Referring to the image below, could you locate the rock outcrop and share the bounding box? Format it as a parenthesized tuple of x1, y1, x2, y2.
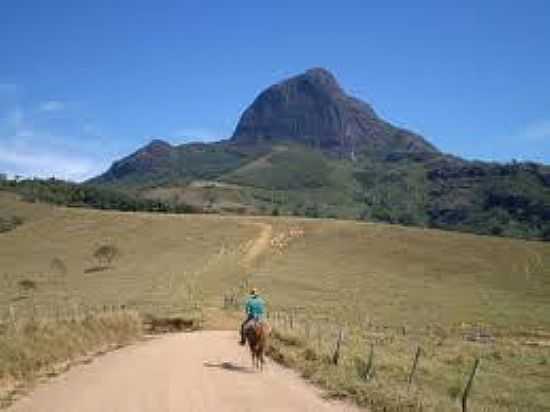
(232, 68, 438, 155)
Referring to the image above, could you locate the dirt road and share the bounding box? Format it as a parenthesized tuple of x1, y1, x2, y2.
(9, 331, 358, 412)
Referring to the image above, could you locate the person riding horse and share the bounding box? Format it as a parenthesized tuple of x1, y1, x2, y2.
(239, 288, 266, 345)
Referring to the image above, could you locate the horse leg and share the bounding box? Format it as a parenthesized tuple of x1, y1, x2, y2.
(255, 349, 261, 369)
(259, 352, 264, 371)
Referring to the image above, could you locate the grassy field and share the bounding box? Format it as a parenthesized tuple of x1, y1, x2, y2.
(0, 192, 259, 406)
(1, 192, 549, 410)
(254, 219, 550, 410)
(257, 219, 549, 329)
(0, 193, 259, 321)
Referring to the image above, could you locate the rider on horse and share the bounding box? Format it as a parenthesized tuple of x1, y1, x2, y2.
(239, 287, 266, 345)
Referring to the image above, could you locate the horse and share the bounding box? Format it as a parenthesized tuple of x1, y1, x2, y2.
(244, 320, 271, 370)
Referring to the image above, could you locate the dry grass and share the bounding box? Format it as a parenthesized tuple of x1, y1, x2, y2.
(0, 193, 258, 320)
(0, 192, 262, 406)
(143, 184, 256, 214)
(267, 311, 550, 411)
(2, 192, 550, 410)
(239, 218, 550, 410)
(0, 309, 142, 408)
(254, 218, 550, 330)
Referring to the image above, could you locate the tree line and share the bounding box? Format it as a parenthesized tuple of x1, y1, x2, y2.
(0, 177, 197, 214)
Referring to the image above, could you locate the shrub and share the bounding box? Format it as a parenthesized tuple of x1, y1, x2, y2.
(18, 279, 37, 291)
(50, 257, 67, 275)
(93, 244, 120, 267)
(0, 216, 24, 233)
(490, 225, 503, 236)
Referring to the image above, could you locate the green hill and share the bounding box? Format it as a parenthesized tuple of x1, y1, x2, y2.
(86, 68, 550, 241)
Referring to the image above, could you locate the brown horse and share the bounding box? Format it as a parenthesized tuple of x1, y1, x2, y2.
(244, 320, 270, 370)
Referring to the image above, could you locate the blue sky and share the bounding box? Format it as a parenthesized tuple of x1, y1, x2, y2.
(1, 1, 549, 181)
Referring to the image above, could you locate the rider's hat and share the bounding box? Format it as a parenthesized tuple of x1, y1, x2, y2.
(250, 287, 258, 295)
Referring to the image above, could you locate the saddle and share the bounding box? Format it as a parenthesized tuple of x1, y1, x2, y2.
(244, 318, 260, 331)
(245, 318, 271, 335)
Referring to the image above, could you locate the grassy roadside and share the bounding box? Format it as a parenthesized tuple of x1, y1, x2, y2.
(2, 194, 550, 410)
(266, 313, 550, 411)
(0, 309, 143, 408)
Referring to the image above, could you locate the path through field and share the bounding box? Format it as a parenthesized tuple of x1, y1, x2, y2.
(242, 222, 273, 268)
(8, 331, 357, 412)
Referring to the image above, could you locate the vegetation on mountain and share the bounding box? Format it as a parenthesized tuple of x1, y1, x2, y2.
(88, 140, 262, 188)
(222, 145, 333, 190)
(5, 68, 545, 240)
(85, 139, 550, 241)
(0, 177, 196, 214)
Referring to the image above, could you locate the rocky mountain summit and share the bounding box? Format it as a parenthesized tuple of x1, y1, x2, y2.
(89, 68, 550, 241)
(232, 68, 437, 155)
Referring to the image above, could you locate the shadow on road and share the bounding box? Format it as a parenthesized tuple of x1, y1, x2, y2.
(203, 361, 256, 374)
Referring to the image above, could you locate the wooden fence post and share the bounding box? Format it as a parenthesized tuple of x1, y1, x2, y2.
(357, 343, 375, 381)
(332, 328, 344, 365)
(8, 305, 16, 331)
(461, 358, 480, 412)
(366, 343, 375, 379)
(408, 346, 422, 386)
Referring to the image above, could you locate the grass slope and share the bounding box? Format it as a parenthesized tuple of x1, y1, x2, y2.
(1, 195, 549, 409)
(221, 145, 334, 190)
(91, 141, 550, 240)
(0, 193, 257, 320)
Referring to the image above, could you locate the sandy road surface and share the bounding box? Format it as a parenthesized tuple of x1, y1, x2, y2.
(9, 331, 358, 412)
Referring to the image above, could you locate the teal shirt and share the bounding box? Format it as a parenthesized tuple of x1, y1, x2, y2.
(245, 296, 266, 320)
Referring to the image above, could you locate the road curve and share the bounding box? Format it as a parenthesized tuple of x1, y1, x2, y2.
(9, 331, 358, 412)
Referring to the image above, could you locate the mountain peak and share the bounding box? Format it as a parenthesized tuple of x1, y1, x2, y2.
(305, 67, 334, 76)
(301, 67, 342, 92)
(145, 139, 172, 149)
(231, 69, 437, 154)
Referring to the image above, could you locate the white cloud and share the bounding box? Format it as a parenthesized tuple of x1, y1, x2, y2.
(39, 100, 65, 112)
(0, 145, 97, 181)
(0, 104, 106, 181)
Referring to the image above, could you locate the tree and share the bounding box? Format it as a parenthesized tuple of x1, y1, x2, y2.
(93, 244, 120, 267)
(304, 204, 320, 218)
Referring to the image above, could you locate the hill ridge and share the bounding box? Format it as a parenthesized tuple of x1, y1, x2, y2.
(87, 69, 550, 241)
